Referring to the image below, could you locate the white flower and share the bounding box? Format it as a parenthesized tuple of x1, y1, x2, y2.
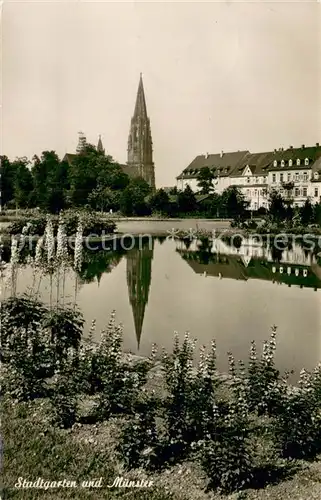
(74, 218, 83, 271)
(44, 217, 55, 263)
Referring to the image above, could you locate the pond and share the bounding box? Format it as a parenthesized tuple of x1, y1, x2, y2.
(2, 234, 321, 380)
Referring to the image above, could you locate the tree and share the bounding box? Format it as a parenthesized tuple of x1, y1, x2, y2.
(13, 158, 33, 208)
(177, 185, 197, 214)
(197, 167, 215, 195)
(268, 191, 287, 222)
(0, 156, 17, 206)
(149, 188, 170, 215)
(88, 186, 115, 212)
(120, 177, 151, 216)
(220, 186, 248, 219)
(300, 199, 314, 225)
(68, 144, 129, 208)
(31, 151, 70, 213)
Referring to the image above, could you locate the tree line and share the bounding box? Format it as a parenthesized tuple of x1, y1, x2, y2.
(0, 145, 248, 218)
(1, 145, 320, 222)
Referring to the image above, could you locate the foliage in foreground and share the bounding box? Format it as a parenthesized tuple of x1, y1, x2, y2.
(2, 296, 321, 494)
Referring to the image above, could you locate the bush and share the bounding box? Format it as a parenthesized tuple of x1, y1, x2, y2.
(7, 211, 117, 237)
(274, 368, 321, 459)
(117, 395, 160, 470)
(196, 377, 254, 493)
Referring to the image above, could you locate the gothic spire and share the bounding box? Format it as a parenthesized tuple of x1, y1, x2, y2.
(133, 73, 148, 119)
(97, 134, 105, 154)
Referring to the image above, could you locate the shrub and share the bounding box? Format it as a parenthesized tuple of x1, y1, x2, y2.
(196, 378, 254, 493)
(244, 328, 286, 416)
(117, 395, 160, 470)
(274, 368, 321, 459)
(81, 313, 151, 419)
(49, 363, 79, 429)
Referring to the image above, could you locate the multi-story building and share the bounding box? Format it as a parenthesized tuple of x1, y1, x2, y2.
(176, 144, 321, 209)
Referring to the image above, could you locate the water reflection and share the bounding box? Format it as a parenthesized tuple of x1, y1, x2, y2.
(126, 240, 154, 348)
(175, 238, 321, 290)
(2, 235, 321, 376)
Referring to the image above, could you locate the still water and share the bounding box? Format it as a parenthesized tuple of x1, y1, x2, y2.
(4, 236, 321, 379)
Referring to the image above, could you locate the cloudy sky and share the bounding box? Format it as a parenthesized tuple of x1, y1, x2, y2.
(2, 0, 321, 186)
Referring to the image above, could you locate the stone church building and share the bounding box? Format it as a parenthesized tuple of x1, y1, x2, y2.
(64, 74, 156, 190)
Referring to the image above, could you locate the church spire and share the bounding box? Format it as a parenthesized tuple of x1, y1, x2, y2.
(127, 75, 156, 190)
(97, 134, 105, 154)
(133, 73, 148, 119)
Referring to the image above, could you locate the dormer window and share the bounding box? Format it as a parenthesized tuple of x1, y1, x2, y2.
(281, 160, 285, 167)
(296, 159, 301, 166)
(314, 172, 319, 180)
(304, 158, 309, 166)
(289, 159, 293, 167)
(273, 160, 277, 167)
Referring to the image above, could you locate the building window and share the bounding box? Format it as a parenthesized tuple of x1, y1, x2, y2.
(247, 177, 250, 183)
(315, 188, 319, 198)
(305, 158, 309, 166)
(272, 173, 276, 183)
(281, 160, 285, 167)
(289, 159, 293, 167)
(296, 159, 301, 166)
(303, 187, 308, 197)
(295, 173, 299, 182)
(254, 189, 257, 196)
(287, 173, 291, 182)
(246, 189, 250, 197)
(273, 160, 277, 167)
(295, 187, 300, 197)
(303, 172, 308, 182)
(280, 173, 284, 182)
(255, 177, 259, 183)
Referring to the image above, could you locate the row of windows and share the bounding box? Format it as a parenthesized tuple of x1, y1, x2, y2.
(246, 176, 267, 184)
(273, 158, 309, 167)
(245, 189, 266, 198)
(283, 187, 317, 197)
(272, 172, 309, 183)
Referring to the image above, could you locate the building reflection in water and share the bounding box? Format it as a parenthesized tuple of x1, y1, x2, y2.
(175, 238, 321, 290)
(126, 239, 154, 349)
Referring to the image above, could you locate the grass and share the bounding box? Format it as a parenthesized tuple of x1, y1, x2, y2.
(3, 395, 321, 500)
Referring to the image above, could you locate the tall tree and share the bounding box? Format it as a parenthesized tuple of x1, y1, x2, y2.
(196, 167, 215, 194)
(300, 199, 314, 225)
(120, 177, 151, 216)
(0, 156, 17, 207)
(220, 186, 248, 219)
(149, 188, 170, 215)
(268, 190, 287, 222)
(177, 185, 197, 214)
(13, 158, 33, 208)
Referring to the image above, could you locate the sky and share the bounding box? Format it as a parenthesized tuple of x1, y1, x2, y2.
(1, 0, 321, 187)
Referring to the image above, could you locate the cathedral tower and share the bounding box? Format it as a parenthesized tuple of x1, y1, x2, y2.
(127, 74, 155, 190)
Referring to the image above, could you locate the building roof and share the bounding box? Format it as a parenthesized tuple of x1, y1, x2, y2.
(232, 152, 275, 177)
(177, 150, 249, 180)
(177, 144, 321, 180)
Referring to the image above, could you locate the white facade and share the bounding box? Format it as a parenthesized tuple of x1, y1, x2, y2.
(177, 147, 321, 210)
